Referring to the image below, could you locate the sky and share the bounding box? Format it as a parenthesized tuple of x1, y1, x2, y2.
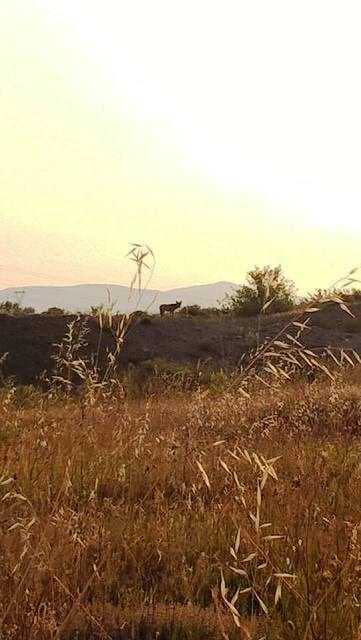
(1, 0, 361, 293)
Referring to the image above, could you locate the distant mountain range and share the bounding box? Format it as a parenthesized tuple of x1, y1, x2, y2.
(0, 281, 237, 313)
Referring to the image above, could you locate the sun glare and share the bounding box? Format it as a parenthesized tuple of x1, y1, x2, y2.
(1, 1, 361, 290)
(32, 0, 361, 232)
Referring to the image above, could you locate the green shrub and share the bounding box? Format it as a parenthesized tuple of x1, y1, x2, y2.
(223, 265, 296, 316)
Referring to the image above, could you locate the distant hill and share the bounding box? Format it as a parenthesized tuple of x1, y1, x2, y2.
(0, 281, 237, 313)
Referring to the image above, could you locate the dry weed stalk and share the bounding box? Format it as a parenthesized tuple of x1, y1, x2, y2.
(231, 267, 361, 396)
(50, 244, 156, 411)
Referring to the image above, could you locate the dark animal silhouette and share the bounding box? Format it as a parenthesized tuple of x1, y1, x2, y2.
(159, 300, 182, 317)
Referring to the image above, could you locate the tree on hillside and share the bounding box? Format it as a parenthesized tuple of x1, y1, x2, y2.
(223, 265, 296, 316)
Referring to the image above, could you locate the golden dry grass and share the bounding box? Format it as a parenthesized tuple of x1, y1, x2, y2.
(2, 369, 361, 638)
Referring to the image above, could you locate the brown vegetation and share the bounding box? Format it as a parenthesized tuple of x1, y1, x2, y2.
(2, 370, 361, 637)
(2, 264, 361, 637)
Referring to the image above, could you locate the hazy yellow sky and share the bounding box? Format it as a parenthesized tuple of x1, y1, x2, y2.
(1, 0, 361, 292)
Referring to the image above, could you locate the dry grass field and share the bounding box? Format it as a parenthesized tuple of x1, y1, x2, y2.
(2, 282, 361, 639)
(2, 366, 361, 638)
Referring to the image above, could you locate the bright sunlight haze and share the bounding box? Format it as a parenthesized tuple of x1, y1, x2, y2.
(1, 0, 361, 291)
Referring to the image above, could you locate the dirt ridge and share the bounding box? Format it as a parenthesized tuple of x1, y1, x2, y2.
(1, 303, 361, 384)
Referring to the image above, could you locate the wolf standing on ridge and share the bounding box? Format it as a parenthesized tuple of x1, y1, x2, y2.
(159, 300, 182, 317)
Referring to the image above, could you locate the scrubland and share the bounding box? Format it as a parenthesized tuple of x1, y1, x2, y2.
(2, 365, 361, 639)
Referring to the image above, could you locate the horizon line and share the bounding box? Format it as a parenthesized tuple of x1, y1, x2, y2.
(0, 280, 238, 292)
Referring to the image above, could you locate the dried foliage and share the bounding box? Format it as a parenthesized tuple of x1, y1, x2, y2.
(2, 265, 361, 637)
(2, 371, 361, 638)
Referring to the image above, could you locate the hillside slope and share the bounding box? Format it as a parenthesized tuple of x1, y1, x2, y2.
(1, 303, 361, 384)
